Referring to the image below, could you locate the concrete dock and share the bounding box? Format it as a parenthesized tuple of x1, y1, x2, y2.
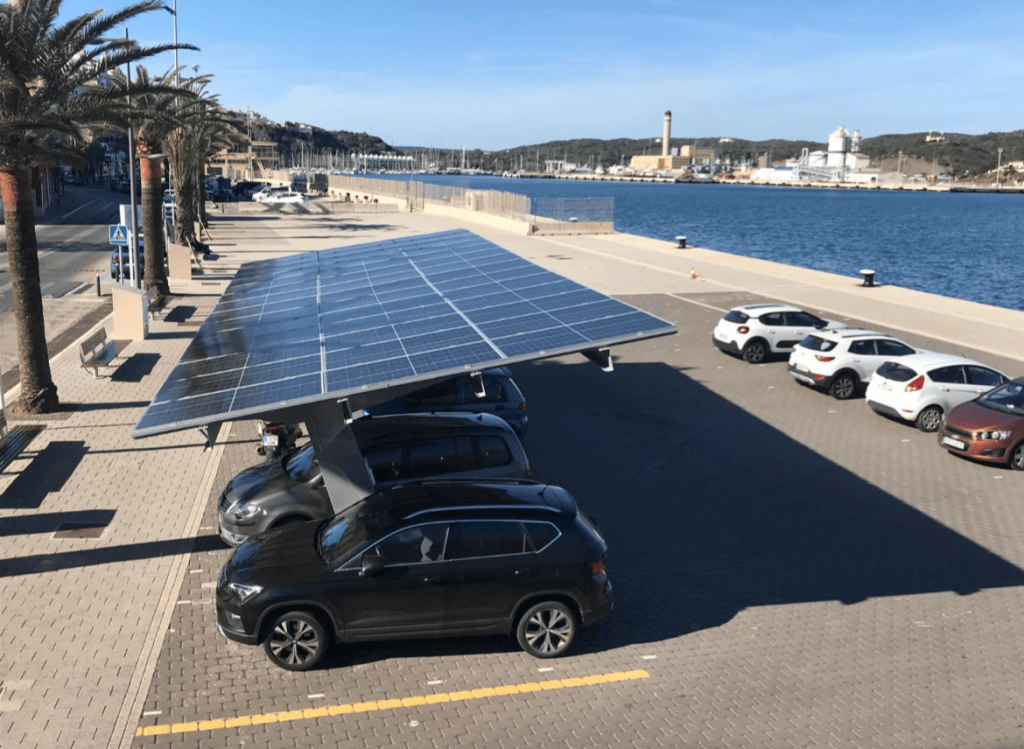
(2, 204, 1023, 749)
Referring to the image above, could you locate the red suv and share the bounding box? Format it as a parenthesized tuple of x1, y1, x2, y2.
(938, 377, 1024, 470)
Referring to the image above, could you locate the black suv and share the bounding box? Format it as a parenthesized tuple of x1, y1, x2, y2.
(215, 480, 613, 670)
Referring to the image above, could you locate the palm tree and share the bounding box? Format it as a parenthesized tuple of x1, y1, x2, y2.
(163, 77, 245, 246)
(0, 0, 192, 413)
(104, 65, 196, 297)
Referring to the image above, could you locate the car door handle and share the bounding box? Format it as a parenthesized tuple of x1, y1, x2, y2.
(422, 576, 445, 584)
(515, 569, 537, 578)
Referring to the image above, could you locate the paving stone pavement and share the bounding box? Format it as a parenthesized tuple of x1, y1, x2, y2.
(3, 205, 1024, 749)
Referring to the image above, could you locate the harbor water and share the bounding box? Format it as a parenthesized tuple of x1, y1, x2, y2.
(376, 174, 1024, 312)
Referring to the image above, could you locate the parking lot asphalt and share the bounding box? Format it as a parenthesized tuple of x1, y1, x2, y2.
(4, 205, 1024, 749)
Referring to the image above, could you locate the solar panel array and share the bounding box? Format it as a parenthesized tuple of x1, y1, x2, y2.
(132, 229, 676, 437)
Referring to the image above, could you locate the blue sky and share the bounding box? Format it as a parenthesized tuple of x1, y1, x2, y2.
(61, 0, 1024, 150)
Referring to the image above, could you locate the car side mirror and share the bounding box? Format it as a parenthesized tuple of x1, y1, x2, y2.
(359, 554, 386, 577)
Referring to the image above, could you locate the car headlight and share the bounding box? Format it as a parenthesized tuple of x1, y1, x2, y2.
(226, 582, 263, 603)
(979, 430, 1011, 441)
(228, 501, 264, 520)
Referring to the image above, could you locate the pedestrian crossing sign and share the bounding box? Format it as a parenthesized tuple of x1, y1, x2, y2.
(109, 224, 129, 246)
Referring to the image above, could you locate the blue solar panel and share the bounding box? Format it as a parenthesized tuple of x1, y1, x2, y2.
(133, 229, 675, 438)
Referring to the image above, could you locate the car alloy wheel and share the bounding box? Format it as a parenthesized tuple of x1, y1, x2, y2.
(517, 601, 577, 658)
(741, 340, 767, 364)
(915, 406, 943, 433)
(1011, 443, 1024, 471)
(263, 611, 328, 671)
(829, 374, 857, 400)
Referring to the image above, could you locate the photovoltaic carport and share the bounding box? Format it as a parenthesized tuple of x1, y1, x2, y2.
(132, 229, 677, 511)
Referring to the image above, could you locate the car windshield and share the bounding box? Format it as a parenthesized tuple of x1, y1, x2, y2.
(318, 495, 397, 566)
(284, 444, 318, 480)
(977, 382, 1024, 415)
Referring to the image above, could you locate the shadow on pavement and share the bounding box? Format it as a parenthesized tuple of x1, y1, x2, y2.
(509, 358, 1024, 651)
(0, 534, 224, 577)
(0, 509, 116, 537)
(0, 441, 87, 510)
(111, 353, 161, 383)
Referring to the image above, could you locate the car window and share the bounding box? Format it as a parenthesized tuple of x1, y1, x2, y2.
(406, 379, 458, 407)
(373, 524, 449, 565)
(965, 366, 1004, 387)
(876, 362, 917, 382)
(474, 435, 513, 469)
(478, 378, 506, 404)
(928, 365, 966, 384)
(759, 312, 784, 326)
(524, 522, 560, 552)
(284, 444, 318, 480)
(364, 444, 403, 483)
(446, 520, 530, 560)
(876, 340, 915, 357)
(798, 335, 836, 352)
(784, 311, 821, 327)
(723, 310, 749, 324)
(408, 436, 474, 478)
(848, 340, 877, 356)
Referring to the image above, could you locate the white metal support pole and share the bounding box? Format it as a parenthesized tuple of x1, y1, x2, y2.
(125, 30, 141, 289)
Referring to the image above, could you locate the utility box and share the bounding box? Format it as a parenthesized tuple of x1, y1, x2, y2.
(167, 242, 192, 281)
(112, 284, 149, 340)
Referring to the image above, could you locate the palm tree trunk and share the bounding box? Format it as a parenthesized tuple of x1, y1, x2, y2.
(138, 147, 169, 296)
(0, 166, 59, 413)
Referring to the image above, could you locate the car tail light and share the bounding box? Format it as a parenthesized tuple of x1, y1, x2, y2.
(587, 559, 605, 575)
(519, 402, 527, 413)
(904, 375, 925, 392)
(737, 326, 749, 334)
(815, 356, 835, 362)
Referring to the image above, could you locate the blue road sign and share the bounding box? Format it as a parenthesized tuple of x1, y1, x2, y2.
(109, 225, 129, 246)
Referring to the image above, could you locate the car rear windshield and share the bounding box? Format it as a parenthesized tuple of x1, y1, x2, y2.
(798, 335, 836, 352)
(723, 310, 749, 324)
(875, 362, 917, 382)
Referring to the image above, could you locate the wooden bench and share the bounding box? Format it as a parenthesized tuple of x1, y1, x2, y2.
(0, 407, 45, 473)
(79, 328, 129, 378)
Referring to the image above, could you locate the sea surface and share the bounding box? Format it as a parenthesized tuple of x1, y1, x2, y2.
(375, 173, 1024, 312)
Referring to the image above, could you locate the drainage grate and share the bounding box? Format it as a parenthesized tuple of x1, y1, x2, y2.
(54, 523, 106, 539)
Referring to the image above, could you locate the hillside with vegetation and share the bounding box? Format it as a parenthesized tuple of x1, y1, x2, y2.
(416, 131, 1024, 178)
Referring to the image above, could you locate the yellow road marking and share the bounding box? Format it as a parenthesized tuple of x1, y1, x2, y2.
(135, 669, 649, 736)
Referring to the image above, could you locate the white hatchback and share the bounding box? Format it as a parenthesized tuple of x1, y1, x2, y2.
(788, 329, 924, 399)
(712, 303, 847, 364)
(865, 352, 1010, 432)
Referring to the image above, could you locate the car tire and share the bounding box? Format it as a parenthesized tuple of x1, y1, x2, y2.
(829, 373, 857, 400)
(741, 340, 768, 364)
(1010, 442, 1024, 471)
(263, 611, 329, 671)
(516, 601, 577, 658)
(915, 406, 943, 433)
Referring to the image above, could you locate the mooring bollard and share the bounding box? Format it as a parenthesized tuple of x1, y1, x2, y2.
(859, 269, 876, 287)
(676, 235, 687, 248)
(96, 274, 101, 297)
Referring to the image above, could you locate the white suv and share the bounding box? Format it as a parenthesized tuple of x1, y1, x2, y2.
(788, 329, 923, 400)
(713, 303, 847, 364)
(865, 352, 1010, 431)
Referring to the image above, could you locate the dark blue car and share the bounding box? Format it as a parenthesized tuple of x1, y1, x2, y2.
(109, 248, 144, 280)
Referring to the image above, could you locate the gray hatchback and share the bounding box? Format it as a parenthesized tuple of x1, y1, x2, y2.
(218, 412, 530, 546)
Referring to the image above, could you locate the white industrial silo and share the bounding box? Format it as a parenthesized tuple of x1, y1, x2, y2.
(827, 127, 850, 168)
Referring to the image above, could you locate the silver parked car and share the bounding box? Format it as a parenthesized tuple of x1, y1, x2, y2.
(218, 412, 531, 546)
